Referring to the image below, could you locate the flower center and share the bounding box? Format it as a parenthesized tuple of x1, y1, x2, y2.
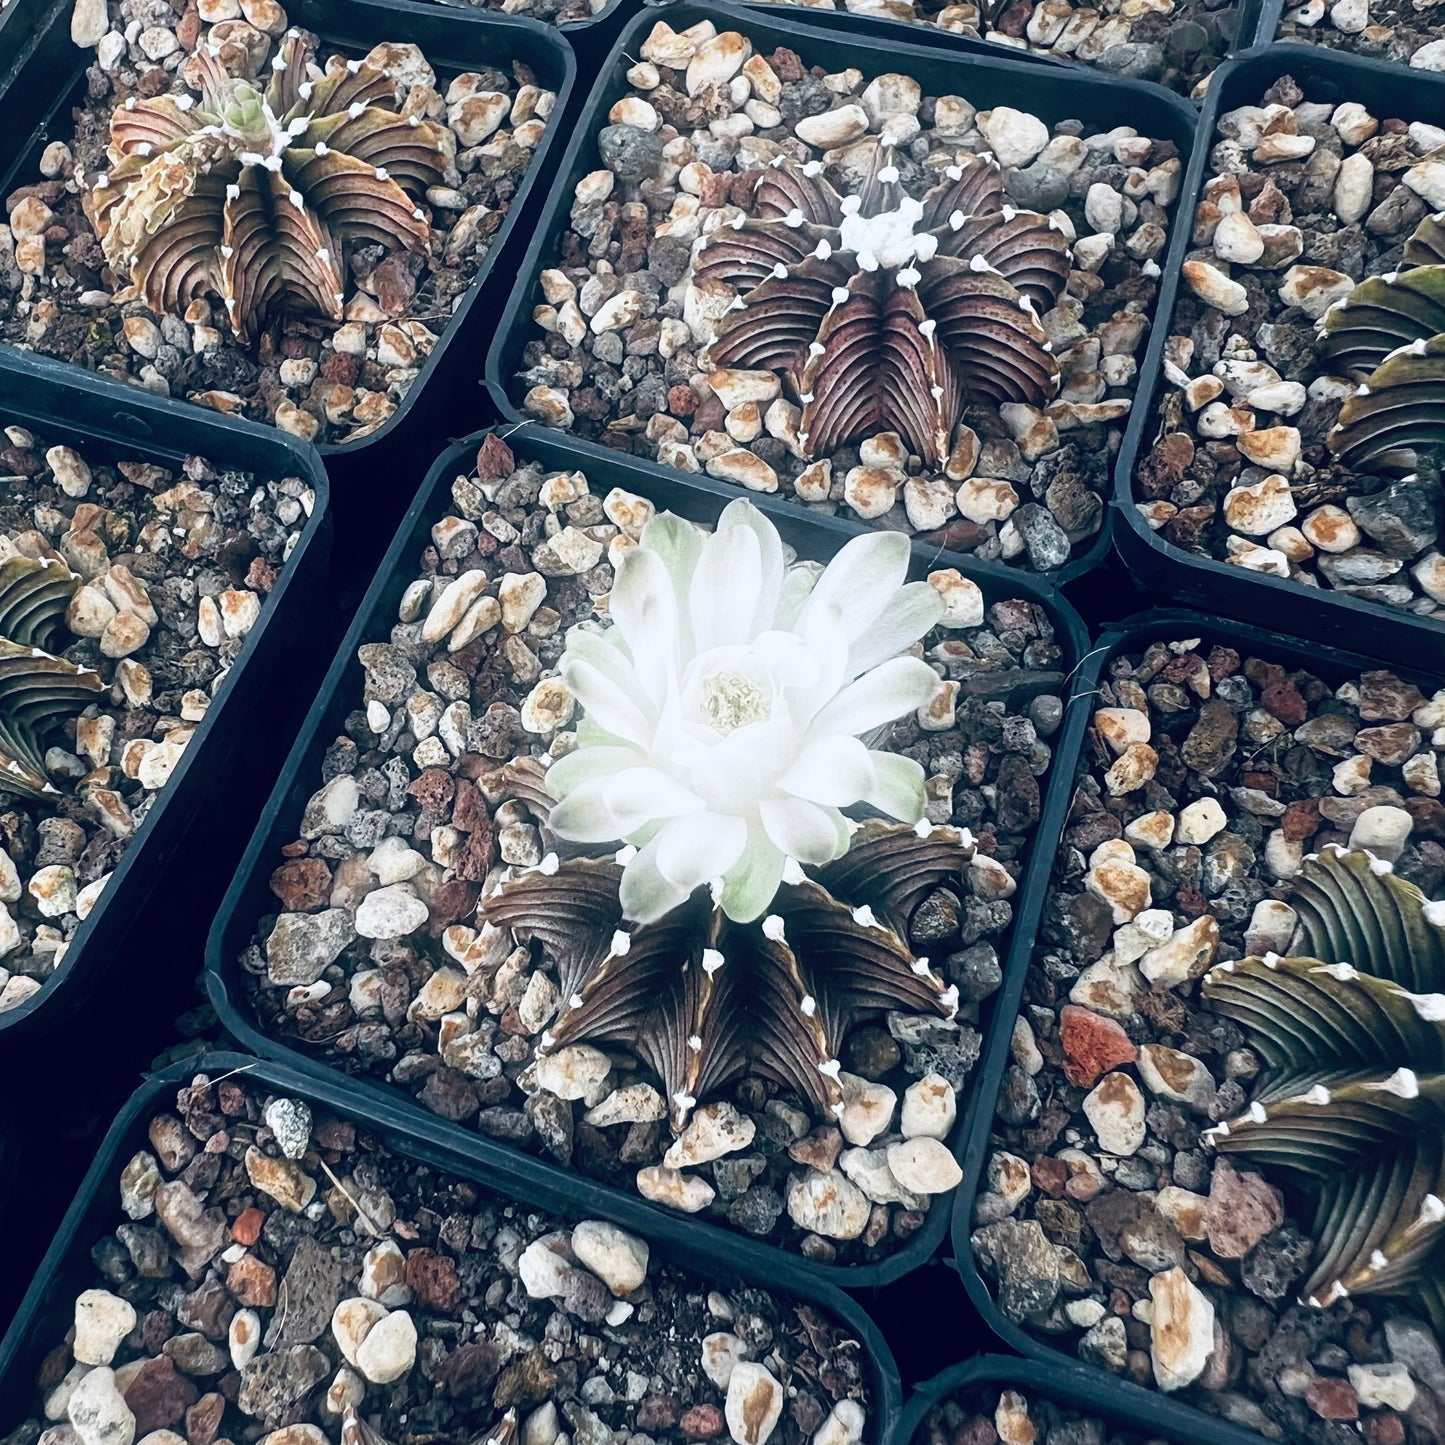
(700, 672, 771, 734)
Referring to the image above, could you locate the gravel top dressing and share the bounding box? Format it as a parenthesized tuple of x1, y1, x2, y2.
(747, 0, 1243, 98)
(2, 0, 556, 446)
(916, 1382, 1151, 1445)
(971, 633, 1445, 1445)
(0, 423, 311, 1019)
(0, 1071, 873, 1445)
(232, 434, 1070, 1267)
(1276, 0, 1445, 75)
(1135, 74, 1445, 619)
(514, 17, 1184, 576)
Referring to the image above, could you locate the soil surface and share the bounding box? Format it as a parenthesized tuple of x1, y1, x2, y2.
(971, 633, 1445, 1444)
(0, 1072, 873, 1445)
(234, 433, 1070, 1267)
(1135, 73, 1445, 621)
(0, 0, 554, 446)
(1277, 0, 1445, 71)
(512, 18, 1184, 575)
(753, 0, 1247, 97)
(918, 1382, 1150, 1445)
(0, 422, 309, 1017)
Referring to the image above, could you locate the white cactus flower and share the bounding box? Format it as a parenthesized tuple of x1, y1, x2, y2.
(546, 498, 944, 924)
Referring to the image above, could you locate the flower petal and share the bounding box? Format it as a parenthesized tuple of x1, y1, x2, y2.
(690, 520, 761, 653)
(610, 547, 678, 704)
(619, 834, 693, 924)
(549, 767, 704, 844)
(776, 734, 876, 806)
(864, 750, 927, 823)
(718, 823, 787, 924)
(793, 529, 910, 648)
(654, 811, 749, 893)
(776, 561, 821, 629)
(544, 745, 644, 802)
(640, 512, 703, 630)
(718, 498, 785, 636)
(845, 580, 945, 679)
(758, 795, 850, 866)
(810, 656, 941, 737)
(560, 656, 653, 748)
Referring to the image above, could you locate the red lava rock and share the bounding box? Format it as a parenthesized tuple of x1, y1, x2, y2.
(373, 253, 417, 316)
(680, 1405, 726, 1439)
(1307, 1377, 1359, 1422)
(175, 3, 200, 50)
(428, 877, 480, 929)
(954, 1419, 999, 1445)
(920, 518, 989, 553)
(312, 1119, 356, 1152)
(441, 1338, 503, 1398)
(1260, 680, 1307, 727)
(246, 556, 279, 593)
(994, 0, 1032, 34)
(405, 1247, 463, 1314)
(123, 1356, 198, 1434)
(225, 1254, 277, 1308)
(231, 1207, 265, 1246)
(408, 766, 456, 814)
(1059, 1005, 1139, 1088)
(269, 857, 332, 911)
(769, 46, 803, 81)
(1031, 1156, 1069, 1198)
(1204, 1159, 1284, 1259)
(699, 172, 733, 209)
(1367, 1412, 1407, 1445)
(636, 1396, 682, 1432)
(1281, 798, 1322, 843)
(320, 351, 360, 386)
(475, 434, 515, 481)
(667, 384, 699, 418)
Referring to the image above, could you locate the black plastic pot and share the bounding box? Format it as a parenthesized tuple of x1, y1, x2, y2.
(732, 0, 1266, 102)
(427, 0, 631, 35)
(0, 1048, 903, 1437)
(1112, 46, 1445, 674)
(1254, 0, 1439, 65)
(899, 1353, 1236, 1445)
(950, 606, 1445, 1444)
(204, 418, 1092, 1291)
(0, 0, 575, 465)
(483, 0, 1205, 590)
(0, 350, 332, 1042)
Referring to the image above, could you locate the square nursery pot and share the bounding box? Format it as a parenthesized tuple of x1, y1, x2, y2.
(484, 0, 1204, 589)
(896, 1353, 1266, 1445)
(0, 1049, 903, 1444)
(1114, 47, 1445, 674)
(952, 607, 1445, 1445)
(0, 0, 576, 465)
(728, 0, 1265, 103)
(203, 418, 1091, 1291)
(425, 0, 632, 35)
(0, 350, 332, 1042)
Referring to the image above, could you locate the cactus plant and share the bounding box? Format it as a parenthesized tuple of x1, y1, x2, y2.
(1202, 845, 1445, 1326)
(691, 139, 1069, 467)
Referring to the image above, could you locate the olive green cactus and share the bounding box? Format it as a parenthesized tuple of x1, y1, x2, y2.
(1202, 845, 1445, 1326)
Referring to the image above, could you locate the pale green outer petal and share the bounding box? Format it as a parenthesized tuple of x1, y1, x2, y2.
(757, 795, 851, 866)
(560, 657, 654, 748)
(776, 562, 822, 630)
(718, 498, 785, 635)
(639, 512, 704, 644)
(794, 529, 910, 649)
(776, 734, 877, 806)
(865, 750, 928, 823)
(609, 546, 678, 706)
(810, 656, 941, 738)
(545, 744, 646, 802)
(690, 521, 761, 654)
(620, 834, 693, 924)
(549, 767, 704, 844)
(576, 715, 630, 749)
(654, 811, 749, 892)
(719, 823, 788, 923)
(845, 581, 945, 680)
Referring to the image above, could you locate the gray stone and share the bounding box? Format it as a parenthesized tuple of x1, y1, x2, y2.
(597, 124, 664, 182)
(971, 1219, 1061, 1320)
